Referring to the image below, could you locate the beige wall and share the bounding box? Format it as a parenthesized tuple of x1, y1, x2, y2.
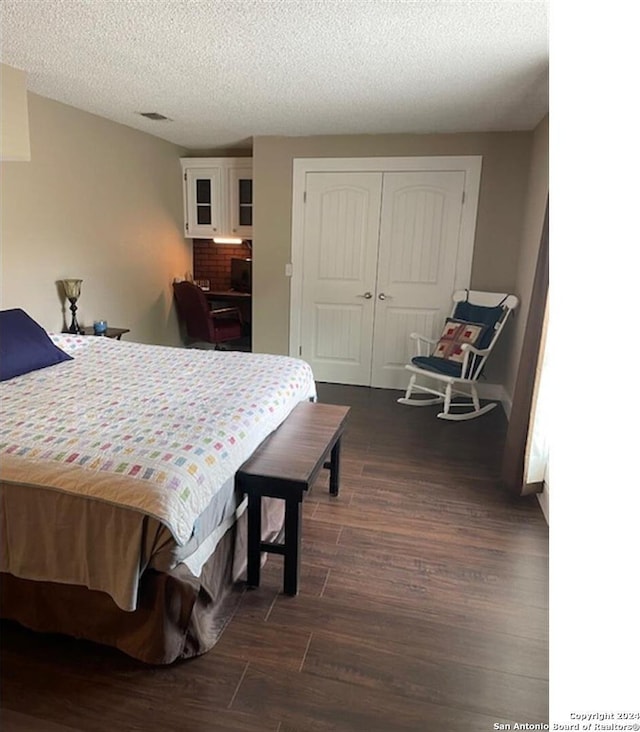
(503, 115, 549, 402)
(0, 94, 545, 380)
(252, 132, 533, 386)
(0, 93, 190, 345)
(0, 63, 31, 161)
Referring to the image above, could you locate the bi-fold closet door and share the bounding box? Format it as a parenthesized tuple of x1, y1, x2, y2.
(298, 166, 472, 389)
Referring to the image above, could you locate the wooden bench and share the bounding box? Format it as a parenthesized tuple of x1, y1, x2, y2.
(236, 401, 350, 596)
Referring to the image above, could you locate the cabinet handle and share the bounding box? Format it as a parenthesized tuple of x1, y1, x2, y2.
(378, 293, 392, 300)
(357, 292, 373, 299)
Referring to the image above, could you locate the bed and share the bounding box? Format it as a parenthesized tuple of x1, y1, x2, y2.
(0, 309, 316, 664)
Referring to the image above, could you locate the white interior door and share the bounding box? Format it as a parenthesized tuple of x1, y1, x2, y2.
(295, 159, 477, 389)
(370, 171, 467, 388)
(299, 172, 382, 385)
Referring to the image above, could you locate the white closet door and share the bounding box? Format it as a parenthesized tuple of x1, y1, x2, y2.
(370, 171, 467, 389)
(300, 172, 382, 385)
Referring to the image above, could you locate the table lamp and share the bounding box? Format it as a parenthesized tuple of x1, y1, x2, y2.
(62, 278, 83, 334)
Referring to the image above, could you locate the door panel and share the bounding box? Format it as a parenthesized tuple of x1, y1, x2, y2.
(371, 171, 466, 389)
(314, 304, 366, 362)
(375, 306, 440, 371)
(300, 172, 382, 385)
(387, 187, 445, 284)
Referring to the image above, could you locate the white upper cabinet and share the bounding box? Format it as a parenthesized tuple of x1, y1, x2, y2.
(180, 157, 253, 240)
(182, 165, 223, 238)
(228, 166, 253, 239)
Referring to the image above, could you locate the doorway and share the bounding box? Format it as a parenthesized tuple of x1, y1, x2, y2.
(290, 157, 482, 388)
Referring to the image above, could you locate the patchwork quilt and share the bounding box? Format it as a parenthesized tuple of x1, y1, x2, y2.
(0, 335, 316, 545)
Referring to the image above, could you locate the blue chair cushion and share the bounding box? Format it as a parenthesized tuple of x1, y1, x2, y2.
(411, 355, 463, 377)
(0, 308, 73, 382)
(453, 301, 504, 349)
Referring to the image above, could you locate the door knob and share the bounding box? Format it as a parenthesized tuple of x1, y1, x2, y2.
(357, 292, 373, 299)
(378, 293, 391, 300)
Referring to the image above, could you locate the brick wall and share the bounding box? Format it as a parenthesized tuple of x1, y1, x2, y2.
(192, 240, 252, 291)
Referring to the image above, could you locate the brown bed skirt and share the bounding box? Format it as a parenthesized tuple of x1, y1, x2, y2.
(0, 497, 284, 665)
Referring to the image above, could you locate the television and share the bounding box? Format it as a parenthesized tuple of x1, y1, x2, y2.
(230, 258, 252, 293)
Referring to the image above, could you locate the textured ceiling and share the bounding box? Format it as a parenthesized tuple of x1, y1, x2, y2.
(0, 0, 548, 150)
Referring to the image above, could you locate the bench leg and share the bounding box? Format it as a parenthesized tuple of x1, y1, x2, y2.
(283, 498, 302, 596)
(329, 437, 341, 496)
(247, 492, 261, 588)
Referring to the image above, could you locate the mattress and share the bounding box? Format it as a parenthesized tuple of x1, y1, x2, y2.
(0, 333, 316, 610)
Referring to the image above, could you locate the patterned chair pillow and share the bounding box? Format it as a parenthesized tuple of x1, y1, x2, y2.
(433, 318, 486, 364)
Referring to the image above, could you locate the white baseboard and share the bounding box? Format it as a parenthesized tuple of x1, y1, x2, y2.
(476, 383, 512, 419)
(537, 487, 549, 525)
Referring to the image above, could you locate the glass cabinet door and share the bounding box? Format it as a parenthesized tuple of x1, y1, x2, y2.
(185, 168, 222, 237)
(196, 178, 212, 225)
(229, 167, 253, 238)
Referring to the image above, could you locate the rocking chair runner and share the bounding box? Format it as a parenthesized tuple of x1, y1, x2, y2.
(398, 290, 518, 421)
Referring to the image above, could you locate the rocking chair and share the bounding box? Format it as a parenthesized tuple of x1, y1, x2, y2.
(397, 290, 518, 420)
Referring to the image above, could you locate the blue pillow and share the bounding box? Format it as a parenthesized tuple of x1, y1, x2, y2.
(0, 309, 73, 382)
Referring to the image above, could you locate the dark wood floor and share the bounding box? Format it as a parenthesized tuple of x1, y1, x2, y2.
(0, 383, 548, 731)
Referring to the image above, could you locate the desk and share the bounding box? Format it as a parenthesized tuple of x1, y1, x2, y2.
(205, 290, 251, 300)
(204, 291, 251, 326)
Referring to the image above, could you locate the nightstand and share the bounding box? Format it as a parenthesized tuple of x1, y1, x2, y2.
(83, 327, 130, 340)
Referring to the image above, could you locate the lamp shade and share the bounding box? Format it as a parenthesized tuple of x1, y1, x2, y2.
(62, 279, 82, 299)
